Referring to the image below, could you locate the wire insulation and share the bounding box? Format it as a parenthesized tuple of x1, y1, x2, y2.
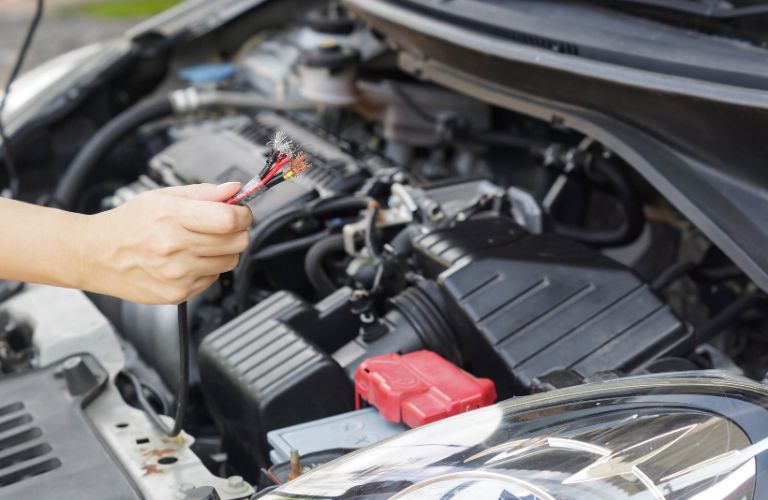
(226, 155, 289, 205)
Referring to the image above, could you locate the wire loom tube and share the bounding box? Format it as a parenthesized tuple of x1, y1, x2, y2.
(553, 157, 645, 248)
(53, 88, 313, 210)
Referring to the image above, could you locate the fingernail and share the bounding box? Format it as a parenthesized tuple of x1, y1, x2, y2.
(218, 181, 241, 189)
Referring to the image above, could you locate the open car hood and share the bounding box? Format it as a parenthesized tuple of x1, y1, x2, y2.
(345, 0, 768, 293)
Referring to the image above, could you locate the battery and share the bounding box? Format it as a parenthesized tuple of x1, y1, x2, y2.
(354, 350, 496, 428)
(266, 408, 405, 464)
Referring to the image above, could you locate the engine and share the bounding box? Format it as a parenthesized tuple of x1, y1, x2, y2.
(1, 2, 765, 497)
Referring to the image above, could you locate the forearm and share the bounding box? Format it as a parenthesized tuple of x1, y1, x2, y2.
(0, 198, 89, 289)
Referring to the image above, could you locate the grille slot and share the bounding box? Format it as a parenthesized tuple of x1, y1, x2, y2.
(0, 459, 61, 487)
(0, 444, 52, 470)
(0, 402, 59, 489)
(0, 403, 23, 418)
(0, 416, 32, 434)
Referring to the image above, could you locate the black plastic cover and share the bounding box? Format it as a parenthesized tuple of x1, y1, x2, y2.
(198, 300, 354, 477)
(417, 218, 691, 397)
(0, 354, 140, 499)
(413, 216, 527, 278)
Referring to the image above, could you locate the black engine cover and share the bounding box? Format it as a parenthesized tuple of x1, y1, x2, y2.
(415, 217, 692, 397)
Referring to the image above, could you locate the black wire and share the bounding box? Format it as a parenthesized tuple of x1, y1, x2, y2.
(171, 301, 189, 437)
(264, 175, 286, 190)
(125, 302, 188, 437)
(0, 0, 44, 199)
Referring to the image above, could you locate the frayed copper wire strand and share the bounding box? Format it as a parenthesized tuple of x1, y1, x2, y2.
(288, 153, 310, 178)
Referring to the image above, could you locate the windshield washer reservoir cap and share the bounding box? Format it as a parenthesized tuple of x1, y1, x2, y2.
(178, 63, 236, 86)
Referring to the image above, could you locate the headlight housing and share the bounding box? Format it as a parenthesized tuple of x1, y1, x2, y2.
(261, 372, 768, 499)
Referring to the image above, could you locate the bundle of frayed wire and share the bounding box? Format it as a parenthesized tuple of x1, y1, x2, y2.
(227, 131, 310, 205)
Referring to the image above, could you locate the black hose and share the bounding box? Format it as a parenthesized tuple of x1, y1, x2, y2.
(305, 234, 346, 297)
(53, 95, 173, 210)
(553, 157, 645, 248)
(235, 196, 369, 310)
(390, 225, 418, 256)
(251, 231, 327, 261)
(651, 261, 696, 292)
(696, 292, 765, 345)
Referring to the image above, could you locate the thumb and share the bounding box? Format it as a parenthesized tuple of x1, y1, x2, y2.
(163, 182, 242, 202)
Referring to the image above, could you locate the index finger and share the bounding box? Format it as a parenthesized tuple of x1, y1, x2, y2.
(176, 199, 252, 234)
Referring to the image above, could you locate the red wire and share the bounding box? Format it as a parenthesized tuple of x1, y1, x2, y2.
(226, 155, 290, 205)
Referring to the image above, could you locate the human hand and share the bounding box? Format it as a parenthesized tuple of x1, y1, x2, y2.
(79, 182, 251, 304)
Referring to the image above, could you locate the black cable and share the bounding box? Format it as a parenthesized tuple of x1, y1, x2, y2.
(171, 301, 189, 437)
(53, 95, 173, 209)
(264, 175, 286, 190)
(119, 371, 169, 419)
(696, 292, 765, 345)
(552, 157, 645, 248)
(123, 302, 188, 437)
(0, 0, 44, 199)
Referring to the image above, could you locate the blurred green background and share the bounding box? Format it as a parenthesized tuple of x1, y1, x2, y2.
(1, 0, 183, 85)
(63, 0, 182, 18)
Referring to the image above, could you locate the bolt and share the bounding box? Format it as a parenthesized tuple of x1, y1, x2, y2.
(226, 476, 247, 492)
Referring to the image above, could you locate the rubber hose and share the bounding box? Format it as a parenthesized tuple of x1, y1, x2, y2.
(696, 292, 765, 345)
(304, 234, 346, 297)
(251, 231, 328, 262)
(553, 157, 645, 248)
(235, 196, 370, 310)
(651, 261, 696, 292)
(390, 225, 419, 256)
(53, 95, 173, 210)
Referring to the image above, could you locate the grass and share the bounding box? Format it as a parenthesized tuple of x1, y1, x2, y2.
(70, 0, 182, 19)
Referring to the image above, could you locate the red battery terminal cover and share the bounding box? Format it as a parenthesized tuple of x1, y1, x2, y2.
(354, 350, 497, 428)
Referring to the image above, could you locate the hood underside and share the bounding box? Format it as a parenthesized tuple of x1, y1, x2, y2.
(345, 0, 768, 292)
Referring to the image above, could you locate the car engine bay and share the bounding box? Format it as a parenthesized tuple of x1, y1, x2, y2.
(1, 1, 767, 498)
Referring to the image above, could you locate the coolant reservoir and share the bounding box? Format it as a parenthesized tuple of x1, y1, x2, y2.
(298, 41, 359, 106)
